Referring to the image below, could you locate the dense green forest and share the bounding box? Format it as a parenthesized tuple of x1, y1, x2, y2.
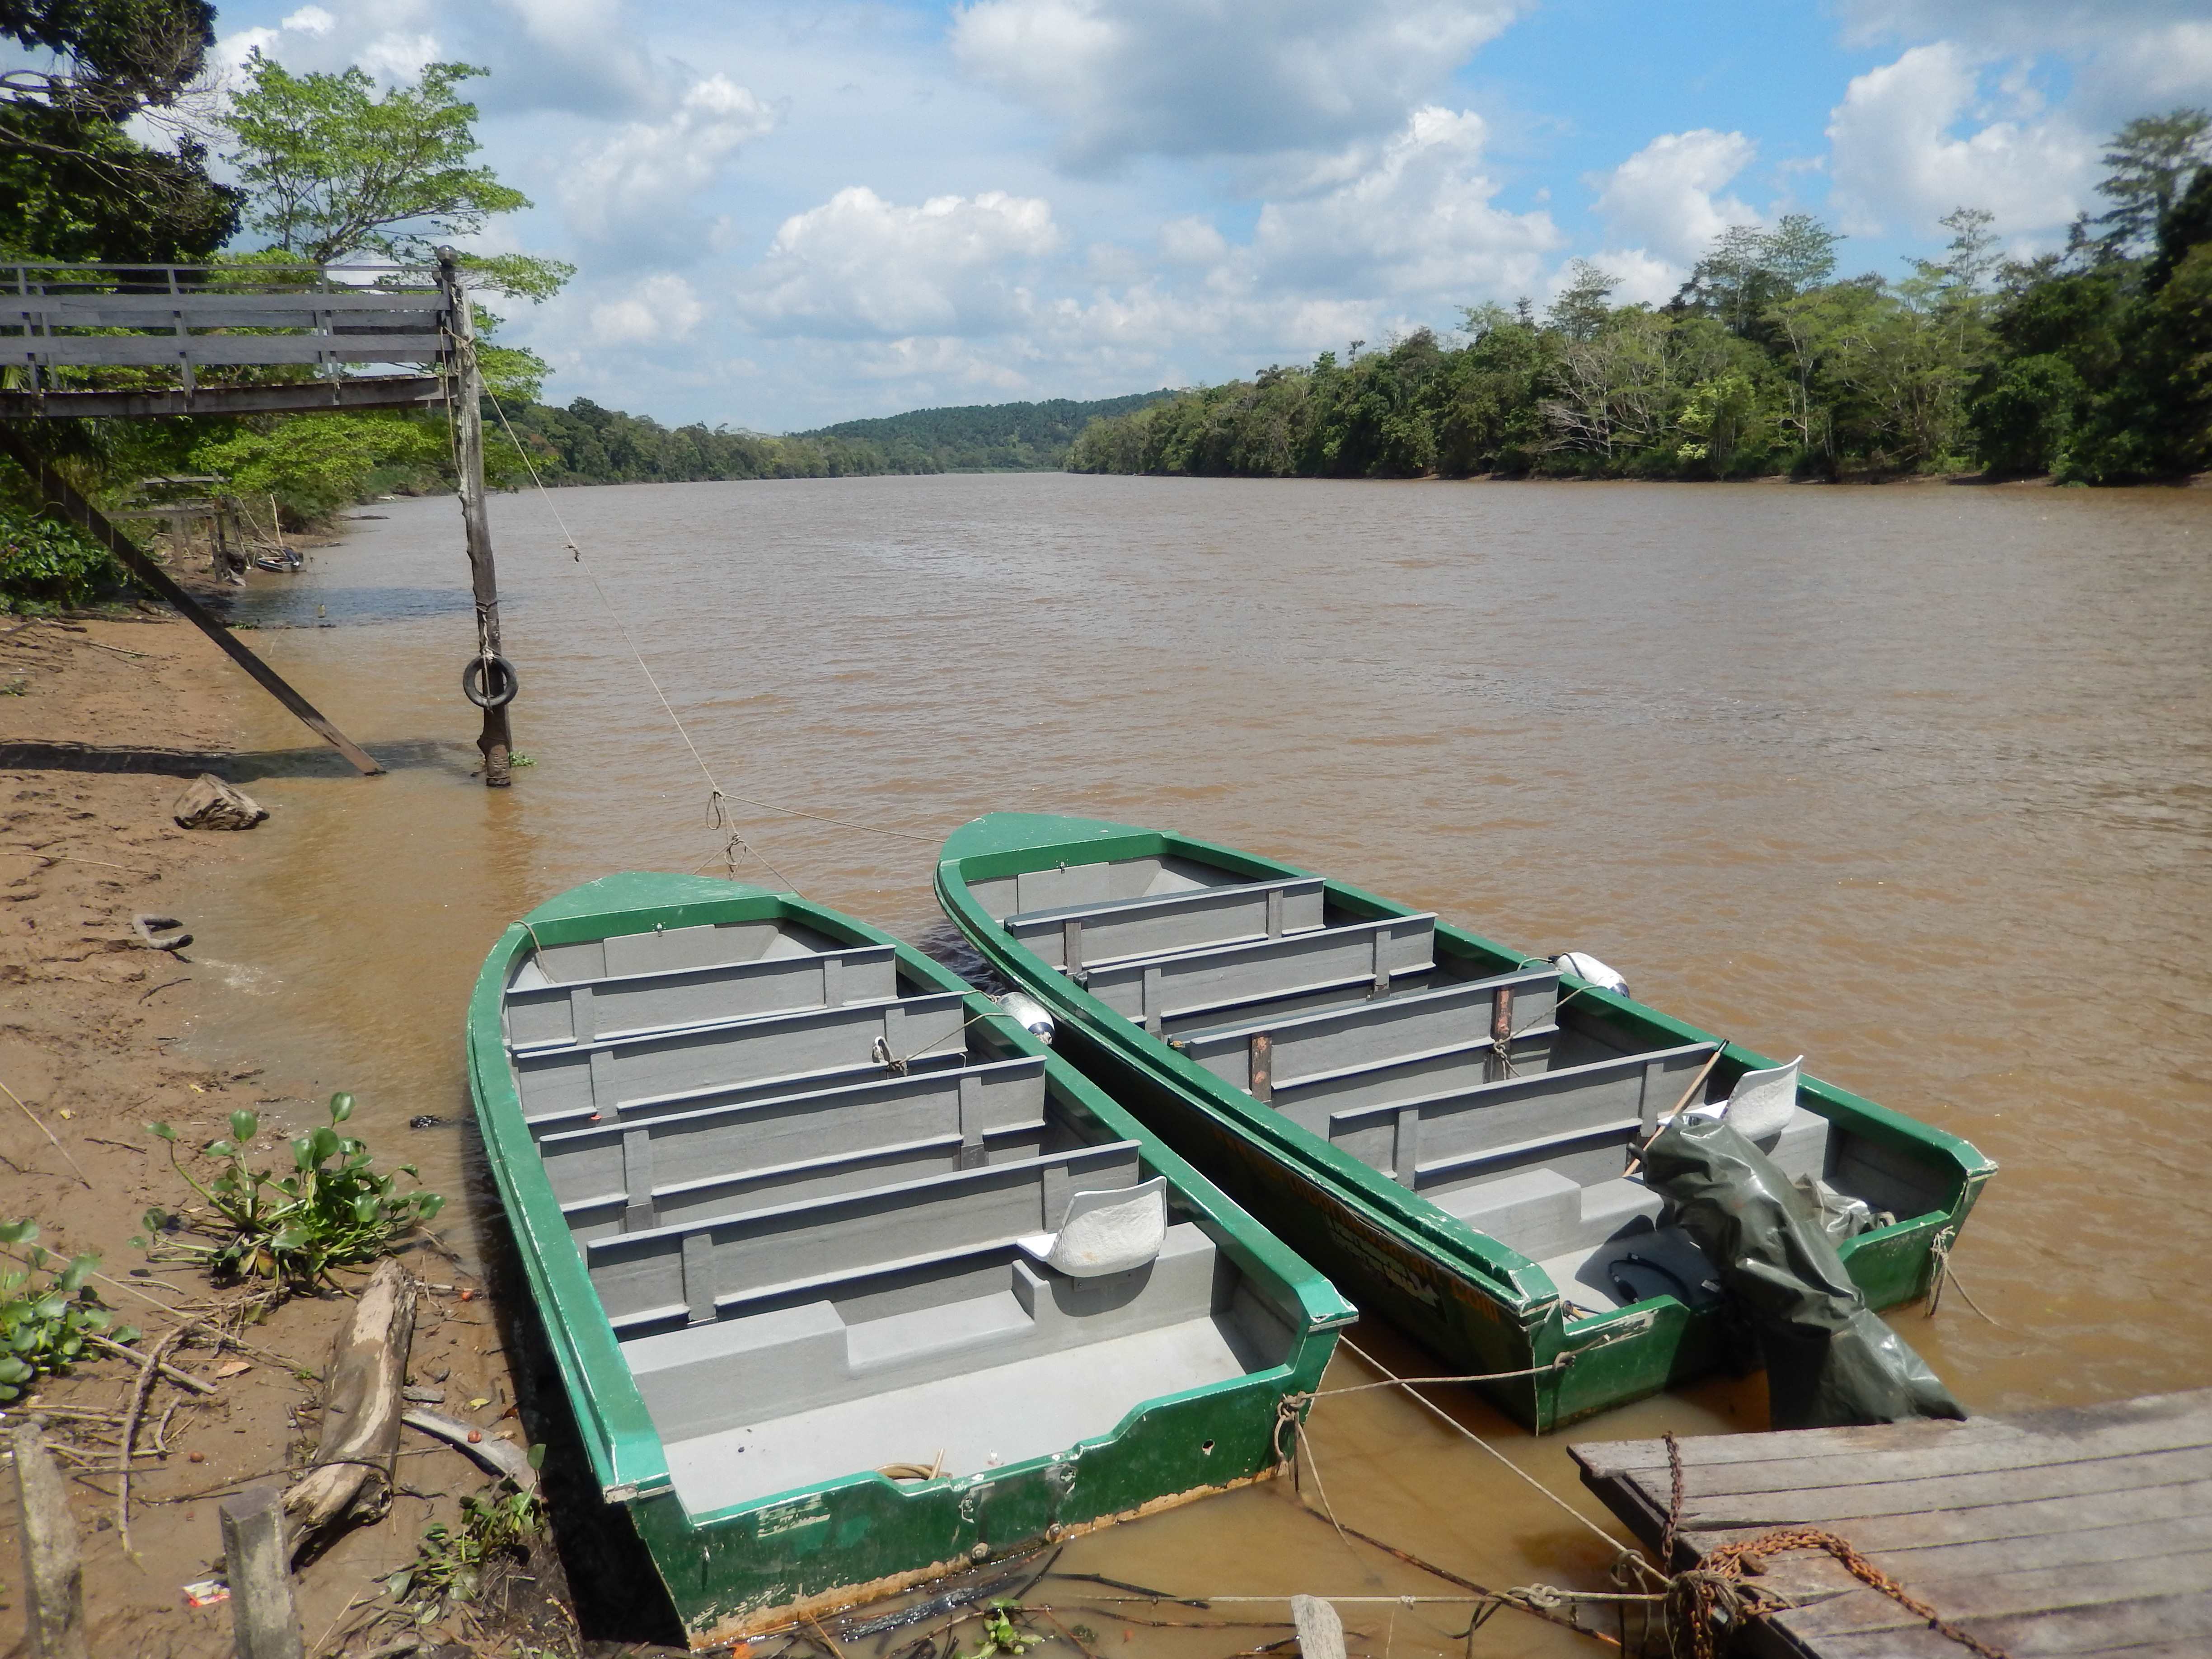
(795, 393, 1175, 472)
(1070, 114, 2212, 484)
(493, 391, 1179, 487)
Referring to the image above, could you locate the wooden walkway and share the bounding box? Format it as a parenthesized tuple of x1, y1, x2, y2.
(1570, 1388, 2212, 1659)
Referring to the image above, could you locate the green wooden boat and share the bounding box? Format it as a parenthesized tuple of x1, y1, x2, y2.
(934, 815, 1997, 1433)
(466, 872, 1354, 1648)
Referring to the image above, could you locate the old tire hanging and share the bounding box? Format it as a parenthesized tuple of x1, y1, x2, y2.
(461, 653, 519, 709)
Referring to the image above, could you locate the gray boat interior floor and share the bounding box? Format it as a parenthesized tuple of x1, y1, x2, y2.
(978, 854, 1941, 1318)
(498, 910, 1297, 1515)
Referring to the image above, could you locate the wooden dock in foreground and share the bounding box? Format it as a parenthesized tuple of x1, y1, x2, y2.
(1570, 1387, 2212, 1659)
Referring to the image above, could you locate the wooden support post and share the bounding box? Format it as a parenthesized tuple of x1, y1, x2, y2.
(1289, 1595, 1346, 1659)
(219, 1486, 305, 1659)
(0, 428, 381, 777)
(437, 249, 512, 788)
(14, 1420, 89, 1659)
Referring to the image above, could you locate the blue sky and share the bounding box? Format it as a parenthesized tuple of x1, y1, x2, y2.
(202, 0, 2212, 431)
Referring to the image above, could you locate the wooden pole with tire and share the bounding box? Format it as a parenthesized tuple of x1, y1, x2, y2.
(438, 248, 516, 787)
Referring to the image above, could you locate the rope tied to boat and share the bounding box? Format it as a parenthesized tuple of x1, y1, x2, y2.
(1926, 1226, 2001, 1325)
(1659, 1431, 2015, 1659)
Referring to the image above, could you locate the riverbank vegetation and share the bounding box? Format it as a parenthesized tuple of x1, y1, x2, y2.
(493, 391, 1174, 485)
(1069, 112, 2212, 484)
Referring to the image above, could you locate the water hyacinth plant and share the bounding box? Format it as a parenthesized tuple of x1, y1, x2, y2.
(138, 1093, 445, 1287)
(0, 1221, 136, 1401)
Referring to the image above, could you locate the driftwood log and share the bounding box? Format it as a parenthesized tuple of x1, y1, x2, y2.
(281, 1259, 416, 1559)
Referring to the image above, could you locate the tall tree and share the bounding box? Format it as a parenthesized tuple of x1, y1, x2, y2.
(2084, 108, 2211, 259)
(219, 53, 567, 296)
(0, 0, 239, 260)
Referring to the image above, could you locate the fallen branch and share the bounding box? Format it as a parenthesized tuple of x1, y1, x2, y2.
(83, 1331, 217, 1395)
(282, 1257, 416, 1559)
(401, 1407, 537, 1492)
(118, 1321, 196, 1556)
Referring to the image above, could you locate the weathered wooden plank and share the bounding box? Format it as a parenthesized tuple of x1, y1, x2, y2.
(1650, 1409, 2212, 1502)
(1740, 1513, 2212, 1602)
(0, 376, 447, 419)
(1665, 1444, 2212, 1528)
(1574, 1390, 2212, 1479)
(1680, 1479, 2212, 1560)
(1792, 1592, 2212, 1657)
(1783, 1550, 2212, 1636)
(9, 335, 445, 367)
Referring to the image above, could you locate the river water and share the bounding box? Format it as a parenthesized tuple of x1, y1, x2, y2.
(177, 473, 2211, 1654)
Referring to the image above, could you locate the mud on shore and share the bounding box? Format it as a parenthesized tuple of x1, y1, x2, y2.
(0, 601, 597, 1658)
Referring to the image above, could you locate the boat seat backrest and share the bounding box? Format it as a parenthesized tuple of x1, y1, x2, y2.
(1317, 1042, 1720, 1188)
(583, 1140, 1145, 1331)
(1082, 914, 1437, 1035)
(505, 944, 900, 1049)
(1006, 877, 1328, 972)
(1693, 1056, 1801, 1140)
(536, 1057, 1051, 1223)
(522, 918, 837, 986)
(1179, 970, 1559, 1109)
(510, 990, 970, 1129)
(1018, 1176, 1168, 1277)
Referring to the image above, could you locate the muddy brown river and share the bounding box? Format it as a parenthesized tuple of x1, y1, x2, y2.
(174, 473, 2211, 1654)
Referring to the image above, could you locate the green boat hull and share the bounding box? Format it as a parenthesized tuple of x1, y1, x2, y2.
(466, 872, 1355, 1646)
(935, 815, 1997, 1433)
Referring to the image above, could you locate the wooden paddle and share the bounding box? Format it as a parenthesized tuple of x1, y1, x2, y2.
(1623, 1046, 1726, 1179)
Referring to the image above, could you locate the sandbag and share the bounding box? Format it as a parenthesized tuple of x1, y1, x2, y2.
(1641, 1112, 1965, 1429)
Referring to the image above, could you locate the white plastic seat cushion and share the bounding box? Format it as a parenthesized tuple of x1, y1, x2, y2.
(1689, 1056, 1802, 1141)
(1017, 1177, 1168, 1278)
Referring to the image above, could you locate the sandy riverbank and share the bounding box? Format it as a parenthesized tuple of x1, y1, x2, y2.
(0, 598, 581, 1657)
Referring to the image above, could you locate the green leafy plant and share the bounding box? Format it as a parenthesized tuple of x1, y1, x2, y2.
(385, 1480, 544, 1618)
(961, 1602, 1044, 1657)
(0, 1222, 136, 1401)
(0, 509, 123, 612)
(138, 1094, 444, 1287)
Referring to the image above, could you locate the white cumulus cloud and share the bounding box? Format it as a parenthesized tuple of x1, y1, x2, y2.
(950, 0, 1524, 168)
(1826, 44, 2095, 239)
(589, 272, 707, 345)
(1251, 107, 1561, 300)
(738, 187, 1063, 338)
(1590, 130, 1760, 269)
(559, 75, 778, 246)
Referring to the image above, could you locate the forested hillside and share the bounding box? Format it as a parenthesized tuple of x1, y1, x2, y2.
(1069, 113, 2212, 485)
(495, 391, 1180, 486)
(794, 393, 1175, 471)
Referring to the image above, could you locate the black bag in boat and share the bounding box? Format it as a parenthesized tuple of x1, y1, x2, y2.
(1640, 1112, 1966, 1429)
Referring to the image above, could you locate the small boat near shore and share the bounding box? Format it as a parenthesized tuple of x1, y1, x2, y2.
(466, 871, 1354, 1648)
(934, 813, 1996, 1432)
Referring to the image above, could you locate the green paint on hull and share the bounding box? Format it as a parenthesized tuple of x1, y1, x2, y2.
(934, 815, 1997, 1433)
(466, 872, 1354, 1646)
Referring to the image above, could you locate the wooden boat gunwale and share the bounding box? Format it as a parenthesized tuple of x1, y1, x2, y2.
(933, 813, 1999, 1427)
(466, 869, 1357, 1642)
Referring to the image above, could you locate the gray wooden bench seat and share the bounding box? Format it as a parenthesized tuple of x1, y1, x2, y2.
(1176, 970, 1560, 1107)
(504, 942, 899, 1049)
(1081, 913, 1439, 1036)
(539, 1057, 1054, 1239)
(586, 1140, 1144, 1333)
(512, 990, 970, 1132)
(970, 854, 1252, 927)
(1317, 1042, 1720, 1185)
(623, 1221, 1231, 1443)
(1006, 876, 1328, 974)
(519, 916, 848, 986)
